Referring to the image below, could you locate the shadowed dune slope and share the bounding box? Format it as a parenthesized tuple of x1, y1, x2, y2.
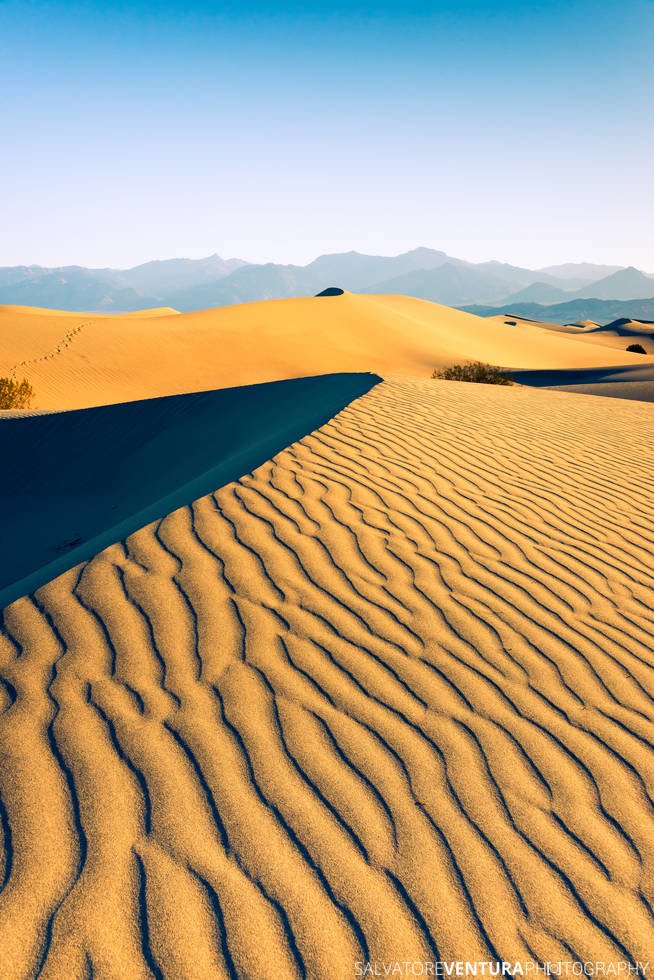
(486, 315, 654, 398)
(0, 372, 379, 608)
(1, 378, 653, 977)
(509, 364, 654, 402)
(1, 293, 651, 410)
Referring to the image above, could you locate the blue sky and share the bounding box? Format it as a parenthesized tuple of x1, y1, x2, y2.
(1, 0, 652, 269)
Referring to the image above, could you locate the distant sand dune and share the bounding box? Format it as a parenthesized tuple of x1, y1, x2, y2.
(0, 305, 179, 318)
(486, 315, 654, 397)
(1, 378, 653, 976)
(564, 322, 653, 357)
(490, 314, 654, 356)
(2, 294, 652, 410)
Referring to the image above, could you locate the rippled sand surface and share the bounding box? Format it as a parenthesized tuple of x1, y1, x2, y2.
(1, 378, 653, 977)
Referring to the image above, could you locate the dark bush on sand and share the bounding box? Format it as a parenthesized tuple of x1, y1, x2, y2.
(0, 376, 35, 410)
(432, 362, 513, 385)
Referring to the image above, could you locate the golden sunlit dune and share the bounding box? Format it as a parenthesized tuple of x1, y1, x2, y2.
(1, 293, 651, 410)
(1, 294, 653, 978)
(1, 377, 653, 977)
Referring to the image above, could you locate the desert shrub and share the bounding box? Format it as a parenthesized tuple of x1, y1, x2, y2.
(432, 361, 513, 385)
(626, 343, 647, 354)
(0, 376, 35, 409)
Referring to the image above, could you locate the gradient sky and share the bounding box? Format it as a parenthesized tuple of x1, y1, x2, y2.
(1, 0, 653, 270)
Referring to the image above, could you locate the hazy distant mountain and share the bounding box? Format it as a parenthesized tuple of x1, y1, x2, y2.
(356, 258, 605, 306)
(360, 262, 522, 306)
(1, 250, 652, 313)
(0, 264, 118, 292)
(166, 248, 457, 311)
(492, 266, 654, 308)
(537, 262, 623, 281)
(165, 263, 307, 311)
(470, 260, 588, 290)
(301, 247, 452, 291)
(0, 255, 245, 312)
(463, 296, 654, 326)
(0, 267, 160, 312)
(574, 266, 654, 300)
(497, 282, 571, 305)
(4, 248, 594, 312)
(117, 254, 247, 295)
(0, 265, 65, 288)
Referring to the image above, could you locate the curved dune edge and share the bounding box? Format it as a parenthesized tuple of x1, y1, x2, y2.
(1, 378, 654, 977)
(0, 373, 380, 609)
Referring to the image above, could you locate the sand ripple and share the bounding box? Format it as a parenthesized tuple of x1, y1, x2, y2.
(1, 378, 653, 977)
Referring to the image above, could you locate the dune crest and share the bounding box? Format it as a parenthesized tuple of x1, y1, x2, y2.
(1, 378, 653, 976)
(2, 294, 652, 410)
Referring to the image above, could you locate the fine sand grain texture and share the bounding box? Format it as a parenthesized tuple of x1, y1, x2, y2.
(1, 377, 653, 978)
(2, 294, 652, 410)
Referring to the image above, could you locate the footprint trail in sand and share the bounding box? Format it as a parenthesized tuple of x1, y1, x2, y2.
(8, 321, 92, 377)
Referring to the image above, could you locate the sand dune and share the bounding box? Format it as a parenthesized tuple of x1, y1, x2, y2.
(572, 318, 653, 338)
(491, 314, 654, 355)
(509, 364, 654, 402)
(2, 294, 653, 975)
(565, 322, 653, 356)
(0, 373, 379, 608)
(1, 377, 653, 976)
(2, 293, 651, 410)
(485, 315, 654, 397)
(0, 305, 179, 317)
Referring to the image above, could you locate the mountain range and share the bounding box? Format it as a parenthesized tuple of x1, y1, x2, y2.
(464, 296, 654, 326)
(0, 249, 652, 315)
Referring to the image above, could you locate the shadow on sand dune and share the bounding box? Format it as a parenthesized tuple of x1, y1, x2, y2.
(0, 372, 380, 606)
(511, 362, 654, 402)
